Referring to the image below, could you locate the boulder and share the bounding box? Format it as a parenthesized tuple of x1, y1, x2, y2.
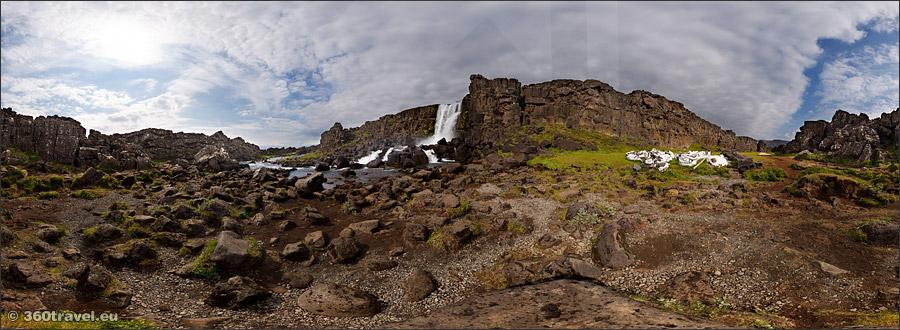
(402, 269, 437, 302)
(282, 271, 313, 289)
(315, 162, 331, 172)
(5, 262, 52, 287)
(73, 167, 105, 188)
(35, 223, 66, 243)
(92, 224, 124, 241)
(297, 282, 380, 317)
(304, 231, 327, 248)
(205, 276, 271, 309)
(404, 223, 430, 242)
(326, 237, 361, 264)
(281, 242, 310, 261)
(591, 222, 635, 269)
(860, 220, 899, 246)
(210, 231, 249, 269)
(194, 145, 242, 171)
(348, 220, 380, 234)
(334, 156, 351, 169)
(295, 172, 326, 196)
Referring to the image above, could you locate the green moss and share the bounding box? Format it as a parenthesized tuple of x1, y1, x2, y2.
(341, 201, 357, 214)
(98, 175, 119, 189)
(192, 239, 219, 279)
(449, 200, 471, 219)
(83, 226, 100, 241)
(127, 225, 150, 238)
(856, 197, 882, 208)
(109, 202, 130, 211)
(71, 189, 105, 200)
(40, 191, 60, 199)
(246, 237, 261, 258)
(742, 168, 786, 182)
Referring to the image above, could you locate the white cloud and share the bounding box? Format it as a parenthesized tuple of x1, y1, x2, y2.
(818, 43, 900, 117)
(2, 1, 899, 147)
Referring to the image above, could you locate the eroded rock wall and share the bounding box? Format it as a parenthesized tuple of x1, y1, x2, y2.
(462, 75, 762, 151)
(1, 108, 86, 164)
(319, 105, 438, 158)
(778, 109, 899, 164)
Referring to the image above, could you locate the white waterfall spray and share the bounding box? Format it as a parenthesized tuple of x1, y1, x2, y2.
(356, 101, 463, 165)
(419, 101, 462, 145)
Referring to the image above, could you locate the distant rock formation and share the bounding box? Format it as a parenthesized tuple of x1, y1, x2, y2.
(1, 108, 261, 169)
(462, 74, 762, 152)
(776, 109, 899, 164)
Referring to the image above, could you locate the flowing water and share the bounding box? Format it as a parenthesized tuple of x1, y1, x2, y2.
(356, 101, 462, 165)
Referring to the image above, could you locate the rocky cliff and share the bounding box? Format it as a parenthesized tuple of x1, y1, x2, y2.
(93, 128, 260, 162)
(777, 109, 899, 164)
(1, 108, 261, 169)
(319, 105, 438, 158)
(2, 108, 86, 164)
(462, 74, 762, 152)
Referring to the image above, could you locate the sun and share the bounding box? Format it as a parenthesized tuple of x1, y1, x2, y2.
(87, 17, 164, 66)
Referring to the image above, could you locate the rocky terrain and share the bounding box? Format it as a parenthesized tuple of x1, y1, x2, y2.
(777, 109, 900, 165)
(1, 75, 898, 329)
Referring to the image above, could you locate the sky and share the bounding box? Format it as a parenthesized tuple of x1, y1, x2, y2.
(1, 2, 898, 148)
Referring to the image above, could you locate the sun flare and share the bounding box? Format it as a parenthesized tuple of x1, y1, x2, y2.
(87, 18, 164, 66)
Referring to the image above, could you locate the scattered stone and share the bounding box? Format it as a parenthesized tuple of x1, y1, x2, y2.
(364, 258, 398, 271)
(813, 260, 849, 278)
(210, 231, 249, 269)
(402, 269, 437, 302)
(5, 262, 52, 287)
(205, 276, 271, 309)
(281, 242, 310, 261)
(348, 220, 380, 234)
(35, 223, 65, 243)
(282, 271, 313, 289)
(404, 223, 430, 242)
(295, 172, 326, 196)
(304, 231, 327, 248)
(278, 220, 297, 232)
(860, 220, 899, 246)
(297, 282, 380, 317)
(591, 222, 635, 269)
(326, 237, 361, 264)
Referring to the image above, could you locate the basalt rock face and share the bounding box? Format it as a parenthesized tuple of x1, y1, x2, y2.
(777, 109, 899, 164)
(462, 75, 762, 152)
(96, 129, 260, 162)
(319, 105, 438, 159)
(2, 108, 260, 168)
(1, 108, 86, 164)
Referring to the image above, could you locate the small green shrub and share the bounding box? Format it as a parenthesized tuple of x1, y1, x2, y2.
(341, 201, 357, 214)
(246, 237, 260, 258)
(569, 208, 603, 226)
(20, 176, 50, 193)
(71, 189, 104, 200)
(742, 168, 786, 182)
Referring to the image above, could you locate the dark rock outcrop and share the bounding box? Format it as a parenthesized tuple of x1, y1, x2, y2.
(318, 105, 439, 159)
(1, 108, 85, 163)
(386, 279, 733, 329)
(297, 282, 381, 317)
(2, 108, 260, 168)
(206, 276, 271, 309)
(462, 75, 762, 152)
(777, 109, 899, 164)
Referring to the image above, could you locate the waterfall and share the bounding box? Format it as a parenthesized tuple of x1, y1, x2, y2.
(419, 101, 462, 145)
(355, 101, 462, 165)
